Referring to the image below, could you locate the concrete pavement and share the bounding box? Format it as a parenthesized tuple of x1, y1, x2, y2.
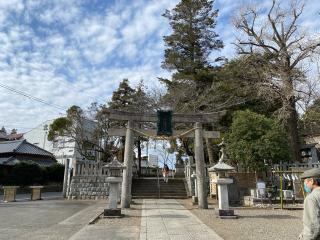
(0, 199, 105, 240)
(0, 198, 223, 240)
(70, 219, 140, 240)
(69, 202, 141, 240)
(139, 199, 223, 240)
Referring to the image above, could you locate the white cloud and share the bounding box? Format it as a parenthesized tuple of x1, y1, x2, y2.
(38, 0, 80, 24)
(0, 0, 318, 133)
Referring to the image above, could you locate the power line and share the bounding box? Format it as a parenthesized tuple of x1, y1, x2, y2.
(1, 116, 68, 134)
(0, 83, 66, 111)
(1, 125, 36, 130)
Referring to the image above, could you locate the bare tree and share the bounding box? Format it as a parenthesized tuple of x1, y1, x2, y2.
(48, 105, 117, 162)
(234, 0, 320, 162)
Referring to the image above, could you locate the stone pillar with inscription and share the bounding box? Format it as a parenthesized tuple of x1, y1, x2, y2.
(62, 158, 70, 198)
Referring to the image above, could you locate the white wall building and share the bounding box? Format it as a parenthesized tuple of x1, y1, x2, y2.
(23, 119, 96, 165)
(23, 120, 53, 152)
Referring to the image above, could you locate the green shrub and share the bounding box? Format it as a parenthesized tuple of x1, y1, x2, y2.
(1, 162, 65, 186)
(45, 163, 64, 183)
(6, 162, 43, 186)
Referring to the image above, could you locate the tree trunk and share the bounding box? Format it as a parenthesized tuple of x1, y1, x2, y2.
(137, 138, 142, 177)
(205, 138, 214, 165)
(287, 97, 301, 162)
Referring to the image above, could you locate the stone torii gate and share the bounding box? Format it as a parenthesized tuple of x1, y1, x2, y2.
(105, 109, 225, 209)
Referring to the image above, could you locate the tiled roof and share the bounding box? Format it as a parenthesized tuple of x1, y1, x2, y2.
(0, 140, 54, 158)
(0, 140, 22, 153)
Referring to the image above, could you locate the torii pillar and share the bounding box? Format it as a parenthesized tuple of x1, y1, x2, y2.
(121, 120, 134, 208)
(195, 122, 208, 209)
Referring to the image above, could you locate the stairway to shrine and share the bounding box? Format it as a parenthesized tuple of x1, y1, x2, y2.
(131, 178, 188, 199)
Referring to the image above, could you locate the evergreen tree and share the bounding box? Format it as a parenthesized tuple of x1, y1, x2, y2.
(160, 0, 224, 162)
(0, 126, 7, 135)
(11, 129, 17, 134)
(225, 110, 290, 171)
(109, 79, 136, 111)
(162, 0, 223, 84)
(106, 79, 150, 169)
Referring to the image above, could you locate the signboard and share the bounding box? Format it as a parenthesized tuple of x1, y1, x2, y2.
(157, 110, 173, 136)
(148, 154, 158, 167)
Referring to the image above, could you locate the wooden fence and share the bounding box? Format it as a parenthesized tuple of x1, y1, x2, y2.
(273, 162, 320, 171)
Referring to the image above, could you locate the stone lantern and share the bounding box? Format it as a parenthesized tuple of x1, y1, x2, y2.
(103, 158, 126, 217)
(191, 171, 198, 204)
(208, 140, 237, 219)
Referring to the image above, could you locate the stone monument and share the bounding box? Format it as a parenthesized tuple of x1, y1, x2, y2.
(208, 140, 237, 219)
(174, 154, 185, 177)
(191, 171, 198, 204)
(103, 158, 125, 217)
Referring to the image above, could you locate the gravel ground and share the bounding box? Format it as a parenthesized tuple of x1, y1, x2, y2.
(95, 199, 142, 227)
(179, 199, 303, 240)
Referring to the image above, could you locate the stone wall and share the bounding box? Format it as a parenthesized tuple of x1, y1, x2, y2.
(229, 172, 256, 189)
(68, 176, 109, 200)
(209, 172, 257, 204)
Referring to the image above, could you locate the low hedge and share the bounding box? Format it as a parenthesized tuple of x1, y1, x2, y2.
(0, 162, 65, 186)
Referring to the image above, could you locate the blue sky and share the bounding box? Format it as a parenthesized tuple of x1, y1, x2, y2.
(0, 0, 319, 133)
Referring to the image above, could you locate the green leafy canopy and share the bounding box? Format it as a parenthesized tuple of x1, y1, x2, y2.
(47, 117, 71, 141)
(225, 110, 291, 171)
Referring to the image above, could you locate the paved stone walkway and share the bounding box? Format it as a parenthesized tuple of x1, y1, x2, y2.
(139, 199, 223, 240)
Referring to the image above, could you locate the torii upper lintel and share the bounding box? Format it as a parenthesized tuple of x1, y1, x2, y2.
(103, 109, 226, 124)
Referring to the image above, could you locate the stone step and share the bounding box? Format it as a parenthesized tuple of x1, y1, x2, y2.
(132, 195, 188, 199)
(132, 178, 187, 199)
(133, 183, 184, 188)
(133, 187, 185, 190)
(133, 192, 187, 196)
(133, 188, 186, 192)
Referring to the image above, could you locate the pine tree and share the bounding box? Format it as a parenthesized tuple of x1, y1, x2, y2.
(109, 79, 136, 111)
(107, 79, 150, 167)
(161, 1, 223, 163)
(162, 0, 223, 84)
